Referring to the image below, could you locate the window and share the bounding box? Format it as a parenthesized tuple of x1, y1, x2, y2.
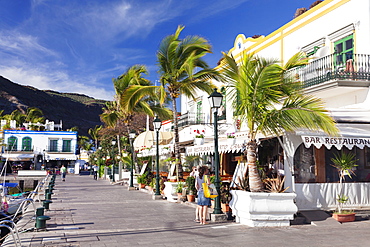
(49, 139, 58, 152)
(8, 136, 18, 151)
(334, 34, 353, 68)
(22, 137, 32, 151)
(62, 140, 72, 152)
(196, 101, 202, 123)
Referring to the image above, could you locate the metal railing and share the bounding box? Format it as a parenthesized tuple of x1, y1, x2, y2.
(178, 112, 206, 128)
(289, 53, 370, 88)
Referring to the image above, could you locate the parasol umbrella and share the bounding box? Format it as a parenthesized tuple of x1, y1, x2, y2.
(133, 131, 174, 151)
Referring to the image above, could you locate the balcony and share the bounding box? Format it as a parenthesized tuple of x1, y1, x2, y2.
(46, 145, 73, 153)
(290, 53, 370, 92)
(178, 112, 205, 128)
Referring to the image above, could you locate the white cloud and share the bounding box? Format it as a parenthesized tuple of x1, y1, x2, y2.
(0, 66, 113, 101)
(0, 30, 57, 60)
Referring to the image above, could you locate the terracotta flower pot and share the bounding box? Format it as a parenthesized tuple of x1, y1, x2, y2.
(139, 183, 145, 189)
(221, 203, 230, 213)
(187, 194, 195, 202)
(332, 212, 356, 222)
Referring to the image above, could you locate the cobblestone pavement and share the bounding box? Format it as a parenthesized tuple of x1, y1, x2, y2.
(3, 174, 370, 247)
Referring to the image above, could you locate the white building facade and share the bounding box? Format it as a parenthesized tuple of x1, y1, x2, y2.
(1, 130, 78, 172)
(181, 0, 370, 210)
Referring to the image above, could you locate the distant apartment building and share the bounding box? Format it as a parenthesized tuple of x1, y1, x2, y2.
(0, 120, 77, 173)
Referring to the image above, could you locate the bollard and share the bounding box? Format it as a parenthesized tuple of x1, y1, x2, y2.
(45, 192, 52, 200)
(45, 189, 50, 194)
(42, 200, 53, 210)
(36, 215, 50, 230)
(36, 207, 45, 217)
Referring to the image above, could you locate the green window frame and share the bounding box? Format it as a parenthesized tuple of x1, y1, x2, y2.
(22, 137, 32, 151)
(196, 101, 202, 123)
(62, 140, 72, 152)
(334, 34, 354, 68)
(49, 139, 58, 152)
(8, 136, 18, 151)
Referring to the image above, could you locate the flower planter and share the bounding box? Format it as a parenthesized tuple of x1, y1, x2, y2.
(221, 203, 230, 213)
(332, 212, 355, 222)
(194, 138, 204, 145)
(227, 138, 236, 145)
(139, 183, 145, 189)
(230, 190, 297, 227)
(187, 194, 195, 202)
(163, 182, 180, 202)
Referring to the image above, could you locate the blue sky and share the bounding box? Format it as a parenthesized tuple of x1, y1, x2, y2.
(0, 0, 317, 100)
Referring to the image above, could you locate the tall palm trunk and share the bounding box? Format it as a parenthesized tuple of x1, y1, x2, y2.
(246, 140, 264, 192)
(171, 96, 183, 179)
(126, 123, 140, 173)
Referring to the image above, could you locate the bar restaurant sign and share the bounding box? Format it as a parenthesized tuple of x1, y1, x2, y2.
(302, 136, 370, 150)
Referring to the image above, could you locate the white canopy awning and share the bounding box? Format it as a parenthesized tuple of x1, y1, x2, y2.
(133, 131, 174, 151)
(1, 153, 34, 161)
(186, 140, 245, 156)
(297, 123, 370, 150)
(136, 144, 173, 157)
(45, 153, 77, 161)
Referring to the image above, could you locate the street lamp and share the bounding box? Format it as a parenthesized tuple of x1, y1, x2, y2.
(128, 132, 136, 190)
(111, 139, 116, 182)
(208, 88, 223, 215)
(153, 116, 162, 198)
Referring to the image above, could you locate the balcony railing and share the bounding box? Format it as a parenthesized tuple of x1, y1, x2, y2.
(289, 53, 370, 88)
(178, 112, 205, 128)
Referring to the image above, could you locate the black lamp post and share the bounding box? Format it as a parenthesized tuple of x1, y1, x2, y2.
(129, 132, 136, 189)
(111, 139, 116, 182)
(208, 88, 223, 215)
(153, 117, 162, 196)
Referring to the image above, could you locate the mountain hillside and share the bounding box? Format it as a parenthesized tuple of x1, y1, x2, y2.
(0, 76, 106, 136)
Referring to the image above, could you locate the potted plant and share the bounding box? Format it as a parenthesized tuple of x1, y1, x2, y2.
(176, 182, 184, 201)
(137, 172, 148, 189)
(220, 182, 232, 213)
(331, 151, 358, 222)
(194, 129, 205, 145)
(148, 178, 155, 192)
(226, 132, 236, 145)
(185, 176, 196, 202)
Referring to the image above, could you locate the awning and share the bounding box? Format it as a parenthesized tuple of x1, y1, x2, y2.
(186, 140, 245, 156)
(1, 153, 35, 161)
(133, 131, 174, 151)
(44, 153, 77, 161)
(136, 144, 173, 157)
(298, 123, 370, 150)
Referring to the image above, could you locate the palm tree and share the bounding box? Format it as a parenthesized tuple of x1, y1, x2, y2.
(88, 125, 102, 149)
(221, 52, 338, 192)
(103, 65, 171, 172)
(25, 107, 45, 124)
(156, 25, 220, 178)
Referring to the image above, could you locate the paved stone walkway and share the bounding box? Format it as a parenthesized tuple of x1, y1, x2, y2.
(3, 174, 370, 246)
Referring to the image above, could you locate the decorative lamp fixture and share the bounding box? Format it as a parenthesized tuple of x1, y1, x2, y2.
(208, 88, 223, 109)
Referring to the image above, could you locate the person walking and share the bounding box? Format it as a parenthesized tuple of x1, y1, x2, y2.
(195, 166, 211, 225)
(93, 165, 98, 180)
(60, 165, 67, 181)
(190, 166, 200, 222)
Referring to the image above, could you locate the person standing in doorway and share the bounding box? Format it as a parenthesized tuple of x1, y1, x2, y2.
(60, 165, 67, 181)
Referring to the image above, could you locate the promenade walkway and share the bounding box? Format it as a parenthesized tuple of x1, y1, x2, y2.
(4, 174, 370, 246)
